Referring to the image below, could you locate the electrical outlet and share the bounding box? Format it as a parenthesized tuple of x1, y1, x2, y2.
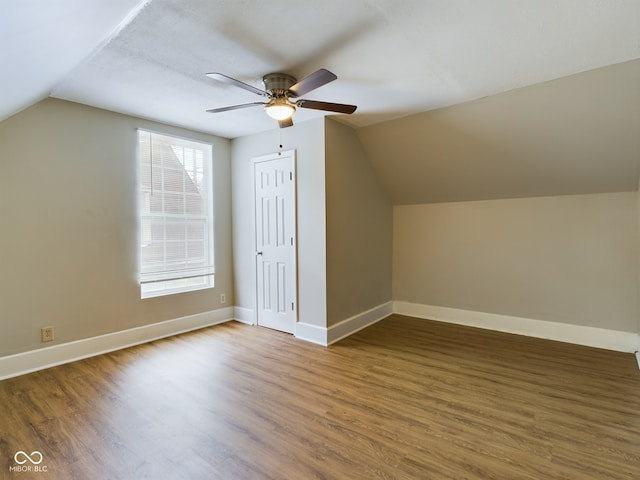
(220, 293, 226, 304)
(41, 326, 54, 343)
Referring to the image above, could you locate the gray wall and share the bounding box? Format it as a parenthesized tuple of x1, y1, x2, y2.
(359, 60, 640, 338)
(325, 119, 392, 326)
(0, 98, 233, 356)
(393, 193, 639, 333)
(2, 61, 638, 357)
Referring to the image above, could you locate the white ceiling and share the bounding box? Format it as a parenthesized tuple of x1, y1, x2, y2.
(0, 0, 149, 122)
(3, 0, 640, 139)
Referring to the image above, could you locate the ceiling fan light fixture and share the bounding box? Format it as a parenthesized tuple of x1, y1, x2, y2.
(265, 98, 295, 120)
(207, 69, 356, 129)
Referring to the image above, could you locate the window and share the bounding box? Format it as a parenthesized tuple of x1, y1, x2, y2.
(138, 130, 214, 298)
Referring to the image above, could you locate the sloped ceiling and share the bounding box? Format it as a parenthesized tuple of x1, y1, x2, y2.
(2, 0, 640, 203)
(358, 59, 640, 204)
(0, 0, 149, 121)
(3, 0, 639, 138)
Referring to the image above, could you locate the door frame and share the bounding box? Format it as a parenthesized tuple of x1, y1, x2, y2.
(251, 149, 298, 331)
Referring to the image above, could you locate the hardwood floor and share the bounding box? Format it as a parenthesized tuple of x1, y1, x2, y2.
(1, 314, 639, 479)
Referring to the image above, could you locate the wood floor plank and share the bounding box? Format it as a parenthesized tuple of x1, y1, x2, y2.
(1, 314, 639, 479)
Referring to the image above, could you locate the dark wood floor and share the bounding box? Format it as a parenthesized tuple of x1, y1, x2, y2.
(1, 315, 639, 479)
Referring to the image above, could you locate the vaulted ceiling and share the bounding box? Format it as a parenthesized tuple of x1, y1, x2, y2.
(2, 0, 640, 203)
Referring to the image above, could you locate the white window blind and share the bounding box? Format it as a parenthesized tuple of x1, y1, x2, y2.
(138, 130, 214, 298)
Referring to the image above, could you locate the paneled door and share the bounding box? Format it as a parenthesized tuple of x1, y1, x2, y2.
(253, 150, 297, 334)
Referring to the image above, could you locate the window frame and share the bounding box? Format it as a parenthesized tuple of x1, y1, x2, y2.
(137, 129, 215, 299)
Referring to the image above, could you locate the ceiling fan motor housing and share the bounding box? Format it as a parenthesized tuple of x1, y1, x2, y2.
(263, 73, 297, 96)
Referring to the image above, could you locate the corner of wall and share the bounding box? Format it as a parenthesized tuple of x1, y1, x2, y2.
(637, 181, 640, 355)
(323, 118, 393, 327)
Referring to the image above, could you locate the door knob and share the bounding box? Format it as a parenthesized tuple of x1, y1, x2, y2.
(256, 251, 263, 256)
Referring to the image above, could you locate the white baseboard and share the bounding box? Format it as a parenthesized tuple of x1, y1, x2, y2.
(295, 321, 327, 346)
(394, 301, 639, 353)
(233, 306, 255, 325)
(636, 351, 640, 370)
(9, 300, 631, 381)
(327, 302, 394, 345)
(294, 302, 394, 346)
(0, 307, 234, 381)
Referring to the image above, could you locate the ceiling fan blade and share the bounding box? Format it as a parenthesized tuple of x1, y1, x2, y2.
(206, 72, 268, 97)
(288, 69, 337, 97)
(296, 99, 357, 114)
(278, 117, 294, 128)
(206, 102, 265, 113)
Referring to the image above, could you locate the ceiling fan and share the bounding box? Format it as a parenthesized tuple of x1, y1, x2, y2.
(205, 68, 357, 128)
